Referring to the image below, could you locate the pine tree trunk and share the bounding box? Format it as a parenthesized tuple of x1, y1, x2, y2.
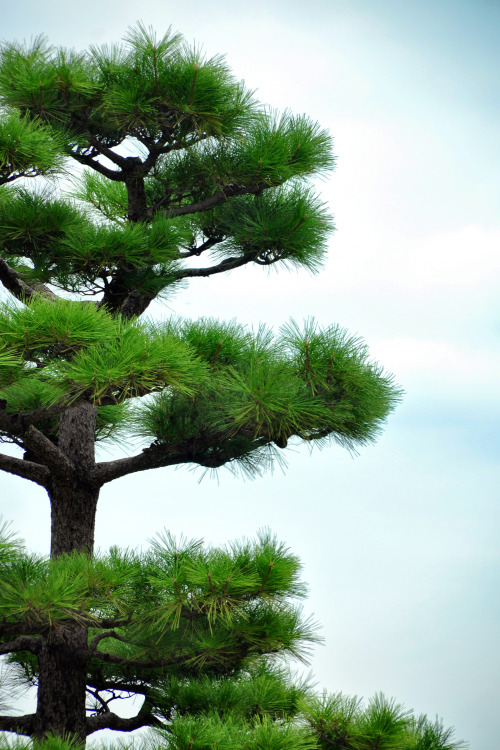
(49, 479, 99, 557)
(33, 626, 89, 747)
(49, 402, 98, 557)
(34, 402, 99, 745)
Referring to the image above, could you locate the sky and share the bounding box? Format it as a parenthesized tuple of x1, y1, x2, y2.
(1, 0, 499, 747)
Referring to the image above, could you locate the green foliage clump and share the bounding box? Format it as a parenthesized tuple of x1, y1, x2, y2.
(0, 524, 467, 750)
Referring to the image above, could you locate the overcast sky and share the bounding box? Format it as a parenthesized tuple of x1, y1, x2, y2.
(1, 1, 499, 747)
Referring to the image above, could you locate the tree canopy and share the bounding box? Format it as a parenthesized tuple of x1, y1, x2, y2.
(0, 22, 465, 750)
(0, 23, 401, 549)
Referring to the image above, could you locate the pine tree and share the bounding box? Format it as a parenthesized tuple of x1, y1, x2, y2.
(0, 23, 435, 748)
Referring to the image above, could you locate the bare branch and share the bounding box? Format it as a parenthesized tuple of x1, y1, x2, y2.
(70, 151, 124, 182)
(22, 425, 74, 477)
(89, 137, 130, 170)
(165, 183, 265, 218)
(92, 429, 232, 485)
(0, 616, 130, 639)
(179, 236, 224, 258)
(0, 713, 35, 734)
(81, 648, 194, 670)
(89, 630, 128, 650)
(87, 679, 151, 696)
(86, 703, 159, 735)
(176, 253, 257, 279)
(0, 635, 41, 655)
(0, 256, 59, 304)
(0, 451, 50, 486)
(87, 687, 111, 713)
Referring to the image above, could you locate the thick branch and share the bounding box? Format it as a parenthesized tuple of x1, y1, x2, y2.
(176, 253, 257, 279)
(0, 451, 50, 486)
(86, 703, 159, 735)
(89, 136, 130, 170)
(87, 680, 151, 696)
(93, 430, 232, 485)
(22, 425, 74, 477)
(165, 184, 265, 218)
(0, 635, 41, 655)
(19, 402, 72, 427)
(0, 616, 130, 639)
(0, 256, 59, 304)
(82, 647, 199, 670)
(179, 236, 224, 258)
(0, 621, 48, 638)
(0, 713, 35, 735)
(70, 151, 124, 182)
(2, 399, 93, 433)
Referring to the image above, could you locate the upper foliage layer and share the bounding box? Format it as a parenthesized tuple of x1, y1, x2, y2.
(0, 24, 335, 313)
(0, 23, 403, 467)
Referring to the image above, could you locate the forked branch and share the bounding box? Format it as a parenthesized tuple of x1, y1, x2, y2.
(0, 256, 59, 305)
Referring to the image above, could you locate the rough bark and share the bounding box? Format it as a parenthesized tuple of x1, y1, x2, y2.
(49, 479, 99, 557)
(0, 452, 50, 486)
(0, 255, 59, 304)
(31, 402, 99, 746)
(124, 163, 148, 223)
(34, 626, 89, 747)
(48, 402, 98, 557)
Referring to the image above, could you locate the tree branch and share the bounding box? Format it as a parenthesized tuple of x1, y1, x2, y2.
(88, 137, 130, 170)
(22, 425, 74, 477)
(86, 702, 159, 735)
(0, 635, 41, 655)
(19, 402, 72, 426)
(89, 630, 128, 650)
(0, 451, 50, 486)
(92, 429, 232, 485)
(165, 184, 265, 218)
(176, 253, 257, 279)
(81, 647, 196, 670)
(87, 679, 151, 696)
(179, 236, 224, 258)
(0, 255, 59, 304)
(70, 151, 124, 182)
(0, 713, 35, 735)
(0, 616, 131, 639)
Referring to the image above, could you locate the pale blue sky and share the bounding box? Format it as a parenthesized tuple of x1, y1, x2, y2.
(1, 1, 499, 747)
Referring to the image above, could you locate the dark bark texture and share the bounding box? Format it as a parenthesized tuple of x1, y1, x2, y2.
(34, 626, 89, 746)
(48, 402, 98, 557)
(29, 403, 99, 745)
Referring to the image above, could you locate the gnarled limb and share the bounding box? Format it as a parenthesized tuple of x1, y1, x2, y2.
(0, 256, 59, 305)
(70, 150, 125, 182)
(0, 713, 35, 735)
(179, 236, 224, 258)
(87, 680, 151, 697)
(23, 425, 74, 477)
(92, 429, 233, 485)
(0, 451, 50, 486)
(0, 413, 74, 478)
(176, 253, 257, 279)
(80, 648, 196, 670)
(86, 699, 160, 735)
(0, 617, 130, 639)
(165, 184, 264, 218)
(0, 635, 42, 655)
